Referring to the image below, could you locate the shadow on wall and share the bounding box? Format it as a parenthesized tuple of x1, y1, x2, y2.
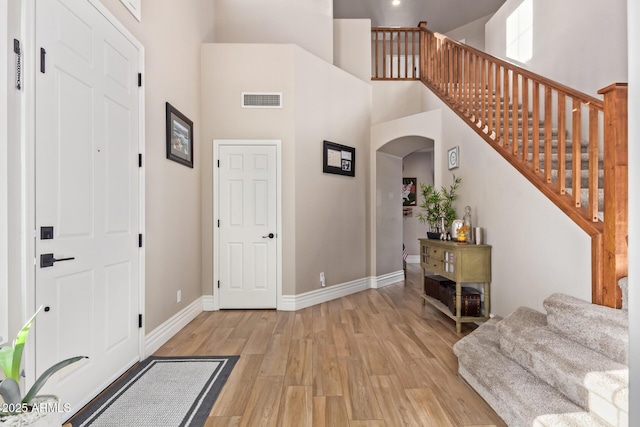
(376, 135, 434, 276)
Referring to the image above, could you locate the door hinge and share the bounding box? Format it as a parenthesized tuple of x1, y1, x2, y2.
(217, 160, 220, 168)
(40, 48, 46, 73)
(138, 153, 143, 167)
(217, 220, 220, 228)
(138, 73, 142, 87)
(138, 314, 143, 328)
(138, 234, 143, 248)
(217, 281, 220, 289)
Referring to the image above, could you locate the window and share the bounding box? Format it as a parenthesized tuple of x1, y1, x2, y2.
(506, 0, 533, 63)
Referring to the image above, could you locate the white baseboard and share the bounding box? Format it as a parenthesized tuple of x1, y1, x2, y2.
(371, 270, 405, 289)
(144, 297, 203, 357)
(406, 255, 420, 264)
(202, 295, 215, 311)
(279, 277, 370, 311)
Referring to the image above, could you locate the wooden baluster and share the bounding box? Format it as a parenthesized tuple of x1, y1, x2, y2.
(404, 31, 408, 79)
(481, 58, 486, 129)
(487, 62, 498, 136)
(494, 65, 501, 142)
(412, 30, 417, 78)
(544, 87, 553, 182)
(597, 83, 628, 308)
(397, 30, 401, 79)
(475, 54, 481, 123)
(572, 99, 582, 206)
(465, 50, 471, 115)
(588, 106, 599, 221)
(503, 68, 509, 148)
(557, 93, 567, 194)
(532, 82, 540, 172)
(449, 42, 454, 95)
(419, 22, 426, 81)
(521, 77, 529, 163)
(374, 30, 378, 79)
(511, 72, 519, 155)
(457, 46, 463, 106)
(382, 30, 387, 79)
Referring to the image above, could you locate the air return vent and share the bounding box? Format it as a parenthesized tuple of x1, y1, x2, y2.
(241, 92, 283, 108)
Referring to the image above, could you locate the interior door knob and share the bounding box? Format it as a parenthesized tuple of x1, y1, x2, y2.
(262, 233, 275, 239)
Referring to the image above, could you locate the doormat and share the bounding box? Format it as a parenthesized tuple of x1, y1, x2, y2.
(71, 356, 239, 427)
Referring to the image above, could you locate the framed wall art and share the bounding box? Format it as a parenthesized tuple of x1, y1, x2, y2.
(402, 177, 417, 206)
(448, 146, 459, 170)
(166, 102, 194, 168)
(323, 140, 355, 177)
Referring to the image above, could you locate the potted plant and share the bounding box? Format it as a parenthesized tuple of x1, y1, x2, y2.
(0, 306, 87, 425)
(417, 175, 462, 238)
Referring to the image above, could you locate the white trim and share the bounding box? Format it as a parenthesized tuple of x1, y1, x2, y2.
(279, 277, 371, 311)
(144, 297, 203, 357)
(213, 140, 282, 311)
(406, 255, 420, 264)
(371, 270, 405, 289)
(0, 0, 8, 345)
(202, 295, 215, 311)
(118, 0, 141, 22)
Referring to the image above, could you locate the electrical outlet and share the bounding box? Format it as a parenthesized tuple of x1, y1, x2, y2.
(177, 290, 182, 303)
(320, 272, 325, 287)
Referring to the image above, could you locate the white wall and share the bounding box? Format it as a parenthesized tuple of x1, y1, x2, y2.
(403, 151, 434, 257)
(485, 0, 627, 96)
(445, 13, 493, 50)
(214, 0, 333, 64)
(627, 0, 639, 422)
(333, 19, 371, 82)
(420, 86, 592, 316)
(201, 43, 372, 297)
(376, 152, 403, 276)
(372, 80, 424, 124)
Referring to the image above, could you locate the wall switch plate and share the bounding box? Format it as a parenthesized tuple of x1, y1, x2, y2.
(177, 290, 181, 303)
(320, 272, 325, 287)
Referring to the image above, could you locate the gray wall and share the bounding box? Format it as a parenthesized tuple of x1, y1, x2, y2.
(402, 151, 434, 257)
(376, 152, 403, 276)
(445, 13, 493, 50)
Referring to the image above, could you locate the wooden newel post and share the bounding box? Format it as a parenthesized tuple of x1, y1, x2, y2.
(418, 21, 427, 82)
(597, 83, 628, 308)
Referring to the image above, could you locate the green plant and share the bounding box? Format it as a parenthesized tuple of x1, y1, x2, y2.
(417, 175, 462, 232)
(0, 306, 87, 415)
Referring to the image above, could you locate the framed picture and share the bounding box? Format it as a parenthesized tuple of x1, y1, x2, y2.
(166, 102, 194, 168)
(402, 177, 417, 206)
(323, 140, 355, 177)
(447, 146, 459, 170)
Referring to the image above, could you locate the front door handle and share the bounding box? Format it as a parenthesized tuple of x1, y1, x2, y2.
(262, 233, 275, 239)
(40, 253, 75, 268)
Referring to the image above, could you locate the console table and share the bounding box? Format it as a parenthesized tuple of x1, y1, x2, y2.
(419, 238, 491, 332)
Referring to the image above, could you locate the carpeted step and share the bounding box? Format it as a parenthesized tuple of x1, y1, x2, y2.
(544, 294, 628, 365)
(454, 318, 611, 427)
(498, 307, 628, 426)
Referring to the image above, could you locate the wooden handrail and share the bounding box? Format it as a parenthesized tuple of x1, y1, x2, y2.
(400, 23, 627, 308)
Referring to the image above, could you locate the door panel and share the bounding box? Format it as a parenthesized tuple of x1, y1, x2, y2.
(35, 0, 140, 414)
(219, 145, 277, 309)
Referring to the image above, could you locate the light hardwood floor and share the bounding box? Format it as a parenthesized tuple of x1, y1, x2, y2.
(152, 264, 506, 427)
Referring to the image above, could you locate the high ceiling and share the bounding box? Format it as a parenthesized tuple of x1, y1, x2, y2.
(333, 0, 506, 33)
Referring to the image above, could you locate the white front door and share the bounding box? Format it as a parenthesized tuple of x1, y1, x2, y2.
(35, 0, 140, 414)
(217, 144, 278, 309)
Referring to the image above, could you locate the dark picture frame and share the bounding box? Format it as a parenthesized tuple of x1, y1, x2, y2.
(323, 140, 355, 177)
(402, 177, 417, 206)
(166, 102, 194, 168)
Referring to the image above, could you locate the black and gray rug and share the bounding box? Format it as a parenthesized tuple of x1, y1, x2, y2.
(72, 356, 239, 427)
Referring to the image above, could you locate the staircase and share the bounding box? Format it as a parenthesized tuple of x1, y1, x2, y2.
(371, 23, 628, 308)
(454, 288, 629, 426)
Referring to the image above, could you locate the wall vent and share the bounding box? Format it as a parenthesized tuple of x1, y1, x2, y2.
(242, 92, 283, 109)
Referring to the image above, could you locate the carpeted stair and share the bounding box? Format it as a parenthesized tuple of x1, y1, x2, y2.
(454, 286, 629, 426)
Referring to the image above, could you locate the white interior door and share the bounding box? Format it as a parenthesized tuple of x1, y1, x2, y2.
(218, 144, 278, 309)
(34, 0, 140, 413)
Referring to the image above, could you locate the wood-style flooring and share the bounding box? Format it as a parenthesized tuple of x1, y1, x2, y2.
(154, 263, 506, 427)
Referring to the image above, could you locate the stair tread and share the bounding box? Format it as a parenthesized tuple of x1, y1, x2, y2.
(497, 307, 628, 414)
(454, 319, 612, 427)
